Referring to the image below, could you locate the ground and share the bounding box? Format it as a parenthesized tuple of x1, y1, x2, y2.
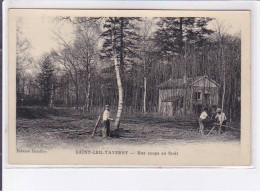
(16, 107, 241, 150)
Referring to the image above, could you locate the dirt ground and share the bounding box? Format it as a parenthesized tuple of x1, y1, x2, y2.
(16, 110, 241, 150)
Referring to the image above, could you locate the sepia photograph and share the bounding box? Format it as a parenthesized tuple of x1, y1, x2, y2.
(8, 9, 250, 166)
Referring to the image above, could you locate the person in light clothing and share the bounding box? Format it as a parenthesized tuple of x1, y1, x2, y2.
(102, 105, 113, 137)
(215, 108, 227, 133)
(198, 108, 208, 136)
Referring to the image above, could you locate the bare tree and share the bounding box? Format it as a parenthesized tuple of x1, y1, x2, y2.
(214, 20, 231, 111)
(51, 34, 81, 109)
(53, 17, 101, 111)
(137, 18, 158, 114)
(16, 18, 33, 105)
(72, 19, 101, 111)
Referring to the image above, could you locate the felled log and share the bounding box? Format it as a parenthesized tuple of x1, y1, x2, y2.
(50, 129, 87, 134)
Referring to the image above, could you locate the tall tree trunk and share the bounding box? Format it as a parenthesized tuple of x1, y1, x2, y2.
(85, 70, 91, 112)
(143, 76, 147, 114)
(143, 56, 147, 114)
(119, 18, 124, 69)
(135, 86, 138, 109)
(221, 73, 226, 111)
(76, 85, 79, 110)
(217, 38, 226, 134)
(49, 82, 54, 108)
(66, 81, 70, 106)
(111, 18, 123, 130)
(221, 42, 226, 111)
(183, 42, 187, 114)
(179, 17, 183, 50)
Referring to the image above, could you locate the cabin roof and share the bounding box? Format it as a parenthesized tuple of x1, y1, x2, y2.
(157, 75, 219, 89)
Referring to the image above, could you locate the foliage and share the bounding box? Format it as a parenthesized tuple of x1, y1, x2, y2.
(17, 17, 241, 121)
(37, 55, 54, 106)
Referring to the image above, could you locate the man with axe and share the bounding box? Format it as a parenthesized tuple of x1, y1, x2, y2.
(215, 108, 227, 134)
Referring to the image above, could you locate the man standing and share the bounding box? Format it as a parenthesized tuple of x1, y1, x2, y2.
(198, 108, 208, 136)
(215, 108, 227, 134)
(102, 105, 113, 138)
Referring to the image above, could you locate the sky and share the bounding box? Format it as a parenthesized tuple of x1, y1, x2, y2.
(19, 12, 242, 60)
(21, 14, 73, 58)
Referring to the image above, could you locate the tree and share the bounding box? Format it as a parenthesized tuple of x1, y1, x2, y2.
(154, 17, 214, 113)
(53, 17, 101, 111)
(37, 55, 54, 107)
(16, 18, 33, 105)
(73, 19, 101, 111)
(136, 18, 160, 114)
(211, 20, 241, 120)
(111, 18, 123, 129)
(155, 17, 213, 56)
(51, 42, 82, 109)
(101, 17, 141, 129)
(101, 17, 140, 72)
(57, 17, 101, 111)
(154, 17, 213, 81)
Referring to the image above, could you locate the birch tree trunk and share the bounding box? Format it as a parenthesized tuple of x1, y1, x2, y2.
(143, 76, 147, 114)
(111, 18, 124, 130)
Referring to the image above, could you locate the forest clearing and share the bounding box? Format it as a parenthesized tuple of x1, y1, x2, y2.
(16, 107, 240, 150)
(15, 15, 242, 148)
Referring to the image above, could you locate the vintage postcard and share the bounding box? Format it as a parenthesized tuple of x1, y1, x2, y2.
(8, 9, 251, 166)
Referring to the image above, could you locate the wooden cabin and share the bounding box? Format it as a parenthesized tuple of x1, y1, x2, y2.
(158, 76, 219, 117)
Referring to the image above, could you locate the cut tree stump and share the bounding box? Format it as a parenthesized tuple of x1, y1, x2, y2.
(91, 116, 101, 138)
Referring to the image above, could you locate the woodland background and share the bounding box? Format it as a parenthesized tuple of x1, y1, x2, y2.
(16, 17, 241, 130)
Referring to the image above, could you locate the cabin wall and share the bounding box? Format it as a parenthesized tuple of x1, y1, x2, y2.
(159, 87, 219, 116)
(158, 77, 219, 117)
(158, 89, 184, 114)
(160, 102, 173, 117)
(192, 86, 218, 115)
(159, 88, 192, 116)
(192, 86, 218, 105)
